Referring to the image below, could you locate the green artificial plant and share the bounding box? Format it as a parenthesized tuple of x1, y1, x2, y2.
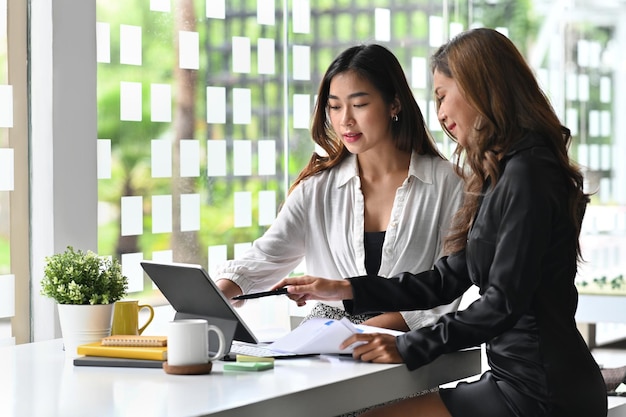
(40, 246, 128, 304)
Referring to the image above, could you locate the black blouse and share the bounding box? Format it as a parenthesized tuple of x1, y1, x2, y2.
(364, 231, 385, 276)
(346, 135, 607, 416)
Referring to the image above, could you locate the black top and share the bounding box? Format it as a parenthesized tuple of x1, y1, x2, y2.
(345, 135, 607, 417)
(364, 231, 385, 276)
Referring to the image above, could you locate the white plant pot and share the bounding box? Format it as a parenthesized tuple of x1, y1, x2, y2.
(57, 304, 114, 357)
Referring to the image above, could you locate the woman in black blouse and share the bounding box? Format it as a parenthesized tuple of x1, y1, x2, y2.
(273, 28, 607, 417)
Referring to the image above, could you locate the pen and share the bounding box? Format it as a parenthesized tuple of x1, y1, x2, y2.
(232, 287, 289, 300)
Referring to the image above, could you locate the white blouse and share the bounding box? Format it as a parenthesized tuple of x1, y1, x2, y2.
(213, 151, 465, 329)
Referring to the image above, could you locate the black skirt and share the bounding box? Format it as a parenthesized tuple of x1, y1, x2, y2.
(440, 371, 548, 417)
(441, 365, 608, 417)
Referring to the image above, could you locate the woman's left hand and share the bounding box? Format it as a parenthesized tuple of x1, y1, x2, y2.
(340, 333, 404, 363)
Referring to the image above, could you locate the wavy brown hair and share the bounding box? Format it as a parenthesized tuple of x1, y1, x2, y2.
(289, 44, 443, 194)
(431, 28, 589, 258)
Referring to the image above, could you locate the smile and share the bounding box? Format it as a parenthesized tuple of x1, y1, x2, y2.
(343, 132, 362, 143)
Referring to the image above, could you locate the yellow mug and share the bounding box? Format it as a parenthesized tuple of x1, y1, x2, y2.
(111, 300, 154, 336)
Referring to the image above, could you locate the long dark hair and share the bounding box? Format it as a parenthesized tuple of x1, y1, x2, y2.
(432, 28, 589, 259)
(289, 44, 442, 193)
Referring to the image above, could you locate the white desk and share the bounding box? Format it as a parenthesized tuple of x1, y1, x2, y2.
(576, 294, 626, 324)
(575, 294, 626, 348)
(0, 339, 480, 417)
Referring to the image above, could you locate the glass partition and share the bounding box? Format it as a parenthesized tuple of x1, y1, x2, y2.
(3, 0, 625, 345)
(95, 0, 626, 334)
(96, 0, 293, 328)
(562, 19, 626, 296)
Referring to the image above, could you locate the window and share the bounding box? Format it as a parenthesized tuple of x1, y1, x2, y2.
(5, 0, 626, 344)
(1, 0, 27, 346)
(0, 0, 14, 344)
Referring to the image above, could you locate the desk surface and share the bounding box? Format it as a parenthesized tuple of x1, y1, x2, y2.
(0, 339, 480, 417)
(576, 293, 626, 324)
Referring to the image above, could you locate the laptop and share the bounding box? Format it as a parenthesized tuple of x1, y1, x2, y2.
(140, 260, 316, 360)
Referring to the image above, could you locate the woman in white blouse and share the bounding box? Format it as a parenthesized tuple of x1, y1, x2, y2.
(215, 44, 463, 332)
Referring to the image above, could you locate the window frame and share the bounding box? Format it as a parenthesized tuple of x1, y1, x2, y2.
(29, 0, 98, 342)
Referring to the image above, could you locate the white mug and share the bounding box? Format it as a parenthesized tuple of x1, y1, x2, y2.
(167, 319, 226, 366)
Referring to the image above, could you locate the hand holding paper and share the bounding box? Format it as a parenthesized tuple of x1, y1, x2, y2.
(339, 331, 404, 364)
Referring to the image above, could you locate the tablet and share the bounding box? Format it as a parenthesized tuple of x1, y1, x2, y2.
(140, 261, 318, 359)
(140, 261, 258, 346)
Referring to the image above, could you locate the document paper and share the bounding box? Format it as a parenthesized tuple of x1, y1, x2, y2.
(267, 317, 403, 355)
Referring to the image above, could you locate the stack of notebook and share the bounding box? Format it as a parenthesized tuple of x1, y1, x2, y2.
(74, 335, 168, 368)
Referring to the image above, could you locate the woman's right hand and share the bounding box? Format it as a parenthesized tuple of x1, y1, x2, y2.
(272, 275, 353, 306)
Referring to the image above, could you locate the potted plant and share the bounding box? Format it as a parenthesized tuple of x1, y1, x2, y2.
(40, 246, 129, 356)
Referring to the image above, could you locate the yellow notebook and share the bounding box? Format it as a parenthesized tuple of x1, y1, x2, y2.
(101, 335, 167, 347)
(76, 341, 167, 361)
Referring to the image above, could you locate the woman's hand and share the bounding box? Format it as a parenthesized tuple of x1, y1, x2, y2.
(216, 279, 245, 307)
(362, 312, 410, 332)
(271, 276, 353, 307)
(340, 333, 404, 364)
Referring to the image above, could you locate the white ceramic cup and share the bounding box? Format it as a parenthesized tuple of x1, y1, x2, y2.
(167, 319, 226, 366)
